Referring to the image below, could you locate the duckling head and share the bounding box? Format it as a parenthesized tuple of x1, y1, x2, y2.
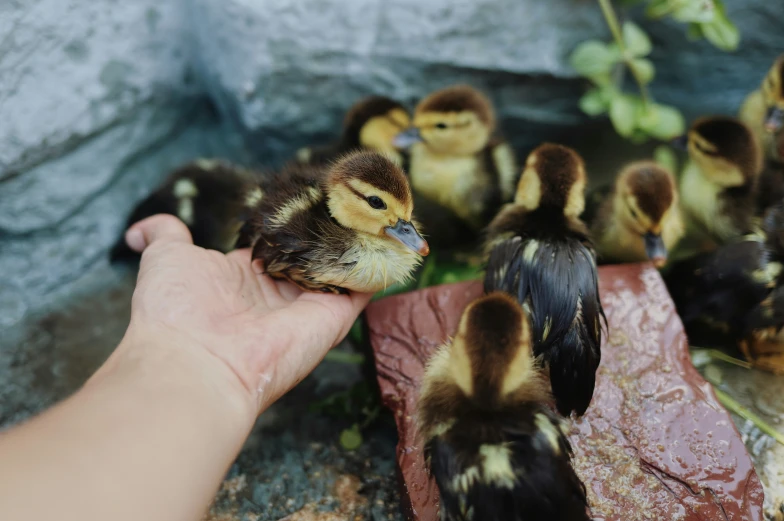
(394, 85, 495, 155)
(326, 151, 430, 255)
(683, 116, 762, 187)
(448, 292, 537, 404)
(614, 161, 678, 267)
(762, 54, 784, 133)
(342, 96, 410, 155)
(514, 143, 587, 218)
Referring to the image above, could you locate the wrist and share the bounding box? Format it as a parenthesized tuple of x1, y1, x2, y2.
(88, 323, 258, 434)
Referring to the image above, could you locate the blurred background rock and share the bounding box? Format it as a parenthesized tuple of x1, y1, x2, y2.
(1, 1, 782, 519)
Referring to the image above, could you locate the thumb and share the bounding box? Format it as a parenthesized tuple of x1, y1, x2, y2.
(125, 214, 193, 252)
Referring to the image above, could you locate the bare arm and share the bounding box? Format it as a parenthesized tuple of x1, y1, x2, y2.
(0, 215, 371, 521)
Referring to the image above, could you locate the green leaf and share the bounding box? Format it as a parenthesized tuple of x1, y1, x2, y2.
(673, 0, 716, 24)
(609, 96, 638, 137)
(639, 103, 686, 140)
(645, 0, 674, 19)
(629, 58, 655, 84)
(654, 145, 679, 173)
(570, 40, 620, 78)
(701, 3, 740, 51)
(622, 22, 652, 57)
(686, 22, 704, 40)
(579, 88, 609, 116)
(340, 424, 363, 451)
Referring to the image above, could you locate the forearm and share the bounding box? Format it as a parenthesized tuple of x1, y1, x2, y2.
(0, 328, 256, 521)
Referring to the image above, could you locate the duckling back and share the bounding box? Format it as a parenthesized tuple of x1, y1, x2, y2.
(110, 159, 254, 262)
(483, 144, 604, 417)
(417, 293, 590, 521)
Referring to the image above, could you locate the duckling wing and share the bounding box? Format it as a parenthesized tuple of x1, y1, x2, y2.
(484, 237, 603, 416)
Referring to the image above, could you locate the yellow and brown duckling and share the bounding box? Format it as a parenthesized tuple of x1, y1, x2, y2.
(665, 203, 784, 374)
(484, 144, 604, 417)
(583, 161, 684, 267)
(296, 96, 410, 167)
(756, 131, 784, 213)
(110, 159, 254, 262)
(418, 292, 590, 521)
(739, 54, 784, 161)
(393, 85, 518, 230)
(675, 116, 763, 249)
(237, 151, 429, 294)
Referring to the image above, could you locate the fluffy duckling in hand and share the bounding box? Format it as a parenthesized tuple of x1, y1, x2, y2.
(418, 292, 590, 521)
(739, 54, 784, 160)
(110, 159, 253, 262)
(394, 85, 518, 229)
(584, 161, 683, 267)
(676, 116, 762, 249)
(665, 203, 784, 374)
(237, 151, 429, 294)
(484, 144, 604, 417)
(296, 96, 410, 167)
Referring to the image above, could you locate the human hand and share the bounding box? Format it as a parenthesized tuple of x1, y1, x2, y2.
(98, 214, 372, 418)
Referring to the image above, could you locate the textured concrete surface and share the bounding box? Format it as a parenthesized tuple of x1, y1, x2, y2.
(2, 0, 784, 519)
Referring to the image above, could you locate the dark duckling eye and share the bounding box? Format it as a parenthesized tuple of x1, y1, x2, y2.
(367, 195, 387, 210)
(435, 123, 448, 129)
(629, 207, 639, 219)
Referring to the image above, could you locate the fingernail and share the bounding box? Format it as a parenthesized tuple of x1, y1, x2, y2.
(125, 228, 147, 252)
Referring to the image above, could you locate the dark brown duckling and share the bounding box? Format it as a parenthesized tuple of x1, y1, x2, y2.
(676, 116, 763, 249)
(418, 292, 590, 521)
(296, 96, 410, 167)
(584, 161, 684, 267)
(237, 151, 429, 294)
(484, 144, 604, 417)
(665, 203, 784, 374)
(110, 159, 254, 262)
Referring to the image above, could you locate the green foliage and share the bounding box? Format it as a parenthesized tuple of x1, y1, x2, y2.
(571, 0, 740, 143)
(340, 424, 363, 450)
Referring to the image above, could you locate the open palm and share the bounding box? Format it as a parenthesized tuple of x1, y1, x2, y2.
(124, 215, 371, 413)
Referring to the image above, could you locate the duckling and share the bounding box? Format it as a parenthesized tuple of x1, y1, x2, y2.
(237, 151, 429, 294)
(483, 144, 604, 417)
(584, 161, 684, 267)
(756, 130, 784, 214)
(739, 54, 784, 161)
(393, 85, 518, 230)
(109, 159, 254, 262)
(296, 96, 410, 167)
(418, 292, 590, 521)
(665, 203, 784, 374)
(676, 116, 763, 249)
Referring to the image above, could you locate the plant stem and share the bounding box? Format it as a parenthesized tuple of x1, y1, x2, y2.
(691, 348, 753, 369)
(597, 0, 651, 107)
(714, 388, 784, 447)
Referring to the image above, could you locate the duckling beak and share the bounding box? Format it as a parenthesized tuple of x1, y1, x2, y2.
(385, 219, 430, 256)
(764, 107, 784, 133)
(670, 134, 688, 151)
(644, 232, 667, 268)
(393, 127, 423, 149)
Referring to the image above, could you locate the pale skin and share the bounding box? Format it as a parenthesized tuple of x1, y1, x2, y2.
(0, 214, 372, 521)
